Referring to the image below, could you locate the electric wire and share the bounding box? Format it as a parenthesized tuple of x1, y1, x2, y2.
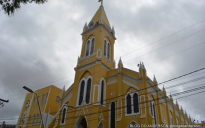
(13, 84, 205, 127)
(1, 20, 205, 96)
(1, 72, 205, 122)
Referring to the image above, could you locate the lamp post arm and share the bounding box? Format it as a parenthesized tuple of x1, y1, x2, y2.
(34, 92, 44, 127)
(54, 104, 70, 119)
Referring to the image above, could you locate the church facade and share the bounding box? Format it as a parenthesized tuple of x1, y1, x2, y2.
(17, 4, 197, 128)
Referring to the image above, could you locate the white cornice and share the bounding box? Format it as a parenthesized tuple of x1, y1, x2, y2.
(81, 24, 116, 40)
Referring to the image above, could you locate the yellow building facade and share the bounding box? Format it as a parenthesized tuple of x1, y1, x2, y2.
(17, 4, 199, 128)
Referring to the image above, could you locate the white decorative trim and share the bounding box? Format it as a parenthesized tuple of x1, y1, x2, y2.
(78, 61, 96, 71)
(76, 76, 93, 107)
(98, 77, 106, 107)
(60, 106, 68, 125)
(168, 102, 173, 112)
(107, 75, 117, 85)
(125, 92, 140, 117)
(62, 88, 73, 105)
(93, 84, 99, 103)
(102, 54, 115, 65)
(86, 30, 96, 35)
(140, 95, 146, 114)
(81, 24, 116, 40)
(101, 62, 111, 71)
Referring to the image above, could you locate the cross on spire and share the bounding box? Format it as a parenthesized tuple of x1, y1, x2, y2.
(98, 0, 103, 6)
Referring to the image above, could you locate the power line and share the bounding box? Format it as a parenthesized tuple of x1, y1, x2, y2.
(1, 20, 205, 96)
(2, 73, 205, 121)
(13, 84, 205, 127)
(2, 39, 205, 98)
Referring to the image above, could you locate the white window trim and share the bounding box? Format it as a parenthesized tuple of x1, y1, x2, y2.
(125, 92, 140, 116)
(76, 76, 93, 107)
(76, 78, 86, 107)
(90, 37, 95, 55)
(152, 101, 158, 128)
(84, 37, 95, 58)
(60, 106, 68, 125)
(109, 100, 116, 128)
(84, 76, 93, 105)
(98, 77, 106, 107)
(104, 38, 111, 60)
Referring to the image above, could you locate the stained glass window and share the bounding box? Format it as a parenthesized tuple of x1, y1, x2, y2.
(104, 40, 107, 56)
(100, 81, 104, 105)
(90, 38, 95, 55)
(86, 78, 92, 104)
(110, 102, 115, 128)
(79, 81, 85, 105)
(86, 40, 90, 57)
(107, 43, 110, 59)
(133, 93, 139, 113)
(61, 108, 66, 124)
(126, 94, 132, 114)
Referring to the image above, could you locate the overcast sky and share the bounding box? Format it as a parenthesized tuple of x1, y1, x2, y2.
(0, 0, 205, 124)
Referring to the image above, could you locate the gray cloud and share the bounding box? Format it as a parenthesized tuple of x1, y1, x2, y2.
(0, 0, 205, 124)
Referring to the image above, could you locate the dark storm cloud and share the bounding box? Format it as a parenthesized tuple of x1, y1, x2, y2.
(0, 0, 205, 124)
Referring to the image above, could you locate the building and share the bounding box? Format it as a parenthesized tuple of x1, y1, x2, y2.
(17, 3, 198, 128)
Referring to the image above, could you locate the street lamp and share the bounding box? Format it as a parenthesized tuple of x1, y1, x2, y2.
(23, 86, 44, 127)
(23, 86, 74, 128)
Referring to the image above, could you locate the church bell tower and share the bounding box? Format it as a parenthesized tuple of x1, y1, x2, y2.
(76, 3, 116, 70)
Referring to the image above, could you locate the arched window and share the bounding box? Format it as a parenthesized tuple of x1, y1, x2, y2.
(98, 122, 104, 128)
(150, 101, 153, 116)
(133, 93, 139, 113)
(126, 94, 132, 114)
(78, 80, 85, 105)
(110, 102, 115, 128)
(90, 38, 95, 55)
(85, 40, 90, 57)
(86, 78, 92, 104)
(61, 107, 66, 124)
(107, 43, 110, 59)
(152, 102, 157, 128)
(100, 81, 104, 105)
(104, 40, 107, 56)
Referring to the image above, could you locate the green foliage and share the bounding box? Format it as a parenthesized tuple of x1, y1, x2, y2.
(0, 0, 47, 16)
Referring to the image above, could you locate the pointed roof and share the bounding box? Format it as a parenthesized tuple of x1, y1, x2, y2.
(90, 6, 111, 28)
(153, 75, 157, 83)
(118, 57, 122, 65)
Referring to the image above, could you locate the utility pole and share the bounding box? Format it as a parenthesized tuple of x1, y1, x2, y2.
(0, 98, 9, 108)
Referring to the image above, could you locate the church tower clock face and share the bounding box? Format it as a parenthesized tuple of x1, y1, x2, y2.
(88, 21, 95, 28)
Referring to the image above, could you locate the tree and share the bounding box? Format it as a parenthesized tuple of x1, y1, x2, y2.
(0, 0, 47, 16)
(0, 98, 9, 108)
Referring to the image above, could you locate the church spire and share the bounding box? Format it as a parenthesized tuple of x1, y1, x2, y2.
(153, 75, 157, 83)
(89, 3, 111, 29)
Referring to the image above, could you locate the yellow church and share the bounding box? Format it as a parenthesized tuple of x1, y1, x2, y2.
(17, 2, 199, 128)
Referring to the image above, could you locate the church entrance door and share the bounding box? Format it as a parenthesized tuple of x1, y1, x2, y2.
(77, 117, 87, 128)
